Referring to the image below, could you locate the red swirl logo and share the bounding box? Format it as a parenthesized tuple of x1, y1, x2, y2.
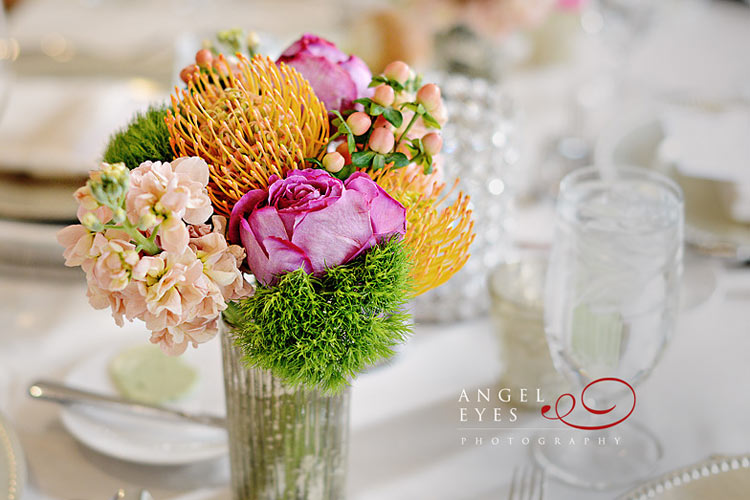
(541, 377, 636, 430)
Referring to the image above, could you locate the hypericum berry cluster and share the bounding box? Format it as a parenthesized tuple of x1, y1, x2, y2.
(313, 60, 447, 179)
(179, 29, 260, 84)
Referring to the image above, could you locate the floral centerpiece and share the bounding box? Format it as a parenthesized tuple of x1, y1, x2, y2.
(58, 32, 474, 499)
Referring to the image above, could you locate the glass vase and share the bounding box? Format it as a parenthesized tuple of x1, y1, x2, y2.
(220, 322, 351, 500)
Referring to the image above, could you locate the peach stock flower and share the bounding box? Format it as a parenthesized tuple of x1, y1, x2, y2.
(127, 157, 213, 253)
(58, 158, 252, 355)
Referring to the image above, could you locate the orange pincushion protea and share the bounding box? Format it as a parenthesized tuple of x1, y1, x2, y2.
(166, 54, 329, 217)
(371, 167, 475, 296)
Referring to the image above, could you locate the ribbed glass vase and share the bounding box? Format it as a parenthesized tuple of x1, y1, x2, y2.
(220, 322, 351, 500)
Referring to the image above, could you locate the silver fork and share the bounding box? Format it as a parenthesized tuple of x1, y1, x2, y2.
(507, 465, 546, 500)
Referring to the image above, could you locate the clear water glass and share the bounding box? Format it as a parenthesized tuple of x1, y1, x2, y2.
(534, 166, 683, 489)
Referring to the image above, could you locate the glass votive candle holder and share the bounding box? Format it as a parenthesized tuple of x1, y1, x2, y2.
(488, 252, 567, 408)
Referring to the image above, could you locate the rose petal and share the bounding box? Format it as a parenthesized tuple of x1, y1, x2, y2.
(339, 55, 374, 101)
(239, 218, 273, 286)
(345, 172, 407, 238)
(263, 237, 313, 284)
(283, 55, 357, 113)
(228, 188, 267, 244)
(291, 189, 373, 274)
(247, 206, 289, 252)
(278, 33, 347, 64)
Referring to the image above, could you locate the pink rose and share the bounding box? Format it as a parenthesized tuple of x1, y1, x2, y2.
(228, 169, 406, 286)
(277, 34, 373, 113)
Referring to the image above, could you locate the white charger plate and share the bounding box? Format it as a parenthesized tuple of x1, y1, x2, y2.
(61, 339, 227, 465)
(619, 454, 750, 500)
(0, 411, 25, 500)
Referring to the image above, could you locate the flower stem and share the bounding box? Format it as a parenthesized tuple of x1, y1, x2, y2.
(117, 220, 159, 255)
(395, 112, 420, 150)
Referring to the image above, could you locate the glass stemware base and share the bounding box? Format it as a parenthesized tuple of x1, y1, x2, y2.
(532, 420, 663, 490)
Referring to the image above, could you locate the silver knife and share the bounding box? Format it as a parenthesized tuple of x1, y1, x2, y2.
(28, 380, 226, 429)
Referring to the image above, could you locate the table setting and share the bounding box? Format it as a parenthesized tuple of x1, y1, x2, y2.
(0, 0, 749, 499)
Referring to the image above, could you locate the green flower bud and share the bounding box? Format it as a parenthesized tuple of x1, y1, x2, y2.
(81, 212, 104, 232)
(112, 207, 127, 224)
(88, 163, 130, 208)
(138, 212, 159, 231)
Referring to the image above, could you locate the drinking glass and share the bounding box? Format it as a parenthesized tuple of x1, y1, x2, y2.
(533, 166, 683, 489)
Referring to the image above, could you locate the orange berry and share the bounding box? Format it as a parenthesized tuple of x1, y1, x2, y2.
(195, 49, 213, 67)
(369, 127, 395, 154)
(383, 61, 411, 84)
(373, 85, 395, 107)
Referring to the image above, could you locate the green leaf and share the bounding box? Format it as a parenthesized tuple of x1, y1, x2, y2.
(368, 75, 405, 92)
(368, 76, 388, 87)
(382, 108, 403, 128)
(351, 150, 376, 167)
(353, 97, 373, 106)
(333, 164, 356, 180)
(306, 157, 323, 168)
(421, 112, 441, 129)
(373, 154, 386, 170)
(370, 104, 385, 116)
(347, 134, 356, 153)
(410, 138, 424, 155)
(399, 102, 418, 112)
(416, 103, 427, 115)
(385, 152, 409, 168)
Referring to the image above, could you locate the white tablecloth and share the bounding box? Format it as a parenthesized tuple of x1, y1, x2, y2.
(1, 1, 749, 499)
(1, 256, 748, 500)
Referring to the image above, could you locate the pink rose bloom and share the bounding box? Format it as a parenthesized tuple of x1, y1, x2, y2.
(277, 34, 373, 113)
(127, 157, 213, 253)
(228, 168, 406, 286)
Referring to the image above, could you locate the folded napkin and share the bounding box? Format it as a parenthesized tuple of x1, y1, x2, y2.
(659, 105, 750, 222)
(0, 77, 166, 179)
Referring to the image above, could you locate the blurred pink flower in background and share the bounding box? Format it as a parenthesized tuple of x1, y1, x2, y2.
(557, 0, 586, 10)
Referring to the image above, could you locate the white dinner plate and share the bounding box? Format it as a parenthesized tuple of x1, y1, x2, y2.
(619, 454, 750, 500)
(61, 339, 227, 465)
(595, 114, 750, 261)
(0, 411, 26, 500)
